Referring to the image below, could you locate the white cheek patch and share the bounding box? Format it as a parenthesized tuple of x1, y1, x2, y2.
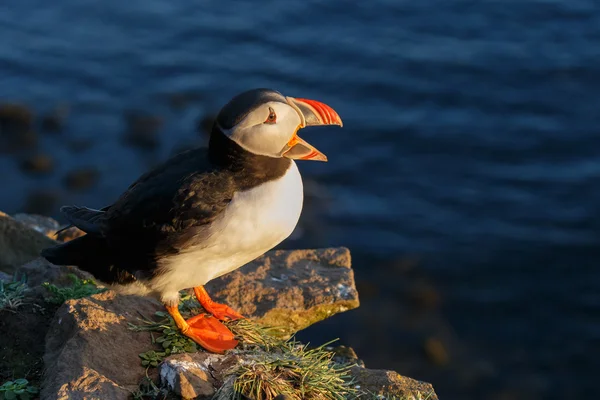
(217, 102, 302, 157)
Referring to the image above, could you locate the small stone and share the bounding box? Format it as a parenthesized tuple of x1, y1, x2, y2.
(160, 353, 217, 398)
(423, 337, 449, 366)
(64, 167, 99, 191)
(20, 153, 55, 174)
(331, 345, 365, 367)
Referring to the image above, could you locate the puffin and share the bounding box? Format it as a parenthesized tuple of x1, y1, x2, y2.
(41, 88, 343, 353)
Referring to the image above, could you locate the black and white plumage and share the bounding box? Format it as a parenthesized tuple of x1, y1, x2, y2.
(42, 89, 342, 332)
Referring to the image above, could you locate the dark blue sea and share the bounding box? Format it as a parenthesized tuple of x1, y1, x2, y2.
(1, 1, 599, 398)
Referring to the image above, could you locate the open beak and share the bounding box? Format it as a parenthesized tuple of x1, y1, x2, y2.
(281, 97, 343, 162)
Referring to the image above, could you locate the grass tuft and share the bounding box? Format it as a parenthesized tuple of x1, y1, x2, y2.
(0, 275, 28, 312)
(231, 339, 354, 400)
(42, 273, 105, 304)
(227, 318, 286, 351)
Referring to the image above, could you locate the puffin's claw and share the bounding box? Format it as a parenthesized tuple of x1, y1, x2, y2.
(165, 305, 238, 354)
(194, 286, 244, 321)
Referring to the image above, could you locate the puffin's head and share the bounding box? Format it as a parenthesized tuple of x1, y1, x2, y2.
(214, 88, 342, 161)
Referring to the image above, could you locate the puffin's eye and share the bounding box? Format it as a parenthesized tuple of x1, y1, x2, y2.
(264, 107, 277, 124)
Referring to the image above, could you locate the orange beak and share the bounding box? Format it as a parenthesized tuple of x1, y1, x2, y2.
(281, 97, 343, 162)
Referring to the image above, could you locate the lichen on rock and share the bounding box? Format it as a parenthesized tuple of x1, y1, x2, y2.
(206, 247, 360, 337)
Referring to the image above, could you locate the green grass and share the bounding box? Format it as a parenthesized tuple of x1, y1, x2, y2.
(42, 273, 105, 304)
(0, 275, 27, 312)
(0, 379, 38, 400)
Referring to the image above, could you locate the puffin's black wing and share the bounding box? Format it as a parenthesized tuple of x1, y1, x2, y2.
(44, 148, 238, 280)
(101, 148, 237, 253)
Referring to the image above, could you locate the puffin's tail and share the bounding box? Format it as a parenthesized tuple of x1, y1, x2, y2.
(41, 235, 117, 283)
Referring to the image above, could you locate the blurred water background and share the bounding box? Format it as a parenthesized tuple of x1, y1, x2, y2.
(1, 1, 599, 398)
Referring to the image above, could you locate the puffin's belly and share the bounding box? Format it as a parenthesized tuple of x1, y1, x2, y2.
(152, 161, 303, 294)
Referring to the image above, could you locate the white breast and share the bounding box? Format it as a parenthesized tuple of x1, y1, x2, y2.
(149, 161, 304, 303)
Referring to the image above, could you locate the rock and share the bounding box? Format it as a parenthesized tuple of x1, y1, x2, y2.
(23, 189, 61, 216)
(17, 257, 95, 288)
(124, 113, 163, 150)
(64, 167, 99, 191)
(206, 247, 359, 337)
(12, 213, 61, 235)
(41, 105, 69, 133)
(0, 103, 37, 152)
(0, 213, 57, 274)
(350, 366, 438, 399)
(42, 291, 162, 400)
(20, 153, 55, 174)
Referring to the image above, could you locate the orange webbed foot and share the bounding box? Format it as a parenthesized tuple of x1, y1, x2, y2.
(166, 305, 238, 354)
(194, 286, 244, 321)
